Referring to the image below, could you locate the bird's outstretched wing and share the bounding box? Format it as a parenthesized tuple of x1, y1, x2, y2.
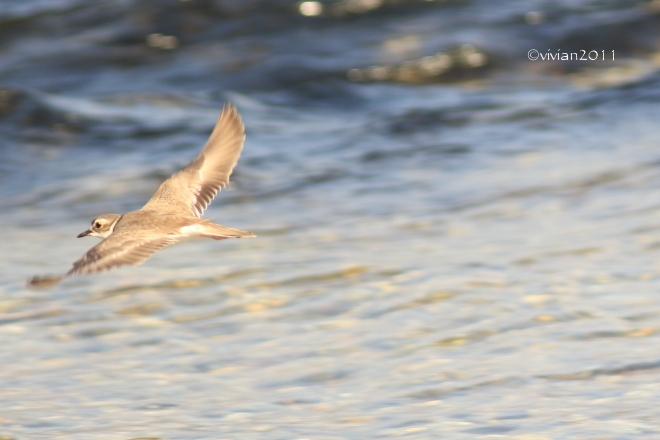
(29, 230, 178, 287)
(142, 104, 245, 217)
(66, 230, 179, 276)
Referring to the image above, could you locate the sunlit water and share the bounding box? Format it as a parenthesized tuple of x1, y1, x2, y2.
(2, 0, 660, 438)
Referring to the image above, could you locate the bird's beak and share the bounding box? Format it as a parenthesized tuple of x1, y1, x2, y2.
(77, 229, 92, 238)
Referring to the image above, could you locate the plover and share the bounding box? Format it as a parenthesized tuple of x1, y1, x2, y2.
(29, 104, 254, 287)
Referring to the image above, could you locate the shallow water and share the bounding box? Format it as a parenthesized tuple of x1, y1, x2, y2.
(3, 0, 660, 438)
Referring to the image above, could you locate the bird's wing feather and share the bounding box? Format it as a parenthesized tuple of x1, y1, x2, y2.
(142, 104, 245, 217)
(67, 230, 179, 276)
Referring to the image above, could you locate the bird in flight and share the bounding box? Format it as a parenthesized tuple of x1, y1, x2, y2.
(29, 104, 254, 287)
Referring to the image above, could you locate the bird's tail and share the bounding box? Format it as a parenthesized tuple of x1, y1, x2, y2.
(201, 222, 256, 240)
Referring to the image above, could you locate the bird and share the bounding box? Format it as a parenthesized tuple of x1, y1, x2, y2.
(28, 104, 254, 287)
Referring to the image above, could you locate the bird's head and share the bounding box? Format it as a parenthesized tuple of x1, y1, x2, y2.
(77, 214, 121, 239)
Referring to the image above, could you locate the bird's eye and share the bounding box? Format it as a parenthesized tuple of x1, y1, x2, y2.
(94, 222, 102, 228)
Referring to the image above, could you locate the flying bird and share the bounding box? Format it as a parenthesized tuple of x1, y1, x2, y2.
(29, 104, 254, 287)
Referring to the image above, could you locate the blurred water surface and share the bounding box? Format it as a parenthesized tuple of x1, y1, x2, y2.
(3, 0, 660, 438)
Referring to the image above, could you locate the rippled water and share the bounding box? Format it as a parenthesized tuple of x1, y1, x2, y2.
(3, 0, 660, 438)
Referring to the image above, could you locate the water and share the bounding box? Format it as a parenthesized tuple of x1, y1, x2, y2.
(3, 0, 660, 438)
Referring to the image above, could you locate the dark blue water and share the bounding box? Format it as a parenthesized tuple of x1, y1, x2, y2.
(3, 0, 660, 438)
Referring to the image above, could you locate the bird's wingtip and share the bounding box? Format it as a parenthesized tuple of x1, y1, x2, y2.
(27, 274, 64, 289)
(223, 102, 237, 113)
